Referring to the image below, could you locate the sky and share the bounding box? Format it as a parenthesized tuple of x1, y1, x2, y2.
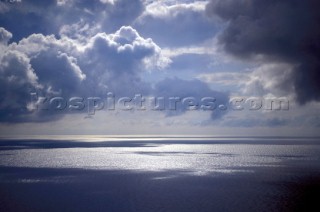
(0, 0, 320, 137)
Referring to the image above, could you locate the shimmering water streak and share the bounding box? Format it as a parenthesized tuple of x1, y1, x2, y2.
(0, 137, 319, 176)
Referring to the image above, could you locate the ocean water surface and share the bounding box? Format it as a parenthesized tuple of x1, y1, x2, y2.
(0, 136, 320, 211)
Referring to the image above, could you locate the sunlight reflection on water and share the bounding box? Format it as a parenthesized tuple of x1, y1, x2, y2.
(1, 137, 320, 176)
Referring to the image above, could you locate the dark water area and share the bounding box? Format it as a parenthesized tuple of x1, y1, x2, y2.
(0, 138, 320, 211)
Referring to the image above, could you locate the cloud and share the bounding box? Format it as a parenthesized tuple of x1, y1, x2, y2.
(162, 45, 216, 58)
(206, 0, 320, 104)
(0, 50, 41, 122)
(0, 27, 12, 45)
(30, 50, 86, 95)
(81, 26, 170, 96)
(0, 26, 170, 122)
(57, 0, 144, 33)
(0, 27, 12, 58)
(0, 0, 144, 42)
(141, 1, 207, 19)
(243, 63, 295, 97)
(135, 0, 220, 47)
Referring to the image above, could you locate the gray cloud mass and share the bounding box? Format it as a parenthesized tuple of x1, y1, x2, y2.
(206, 0, 320, 104)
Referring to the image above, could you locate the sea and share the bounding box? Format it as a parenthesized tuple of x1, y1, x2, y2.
(0, 136, 320, 212)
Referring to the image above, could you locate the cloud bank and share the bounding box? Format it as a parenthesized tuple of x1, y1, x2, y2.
(0, 24, 228, 123)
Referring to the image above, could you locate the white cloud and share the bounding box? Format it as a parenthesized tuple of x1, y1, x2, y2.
(162, 46, 214, 58)
(140, 1, 207, 19)
(0, 27, 12, 45)
(83, 26, 170, 75)
(99, 0, 118, 5)
(57, 52, 86, 81)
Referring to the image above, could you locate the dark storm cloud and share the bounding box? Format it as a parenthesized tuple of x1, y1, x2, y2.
(206, 0, 320, 104)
